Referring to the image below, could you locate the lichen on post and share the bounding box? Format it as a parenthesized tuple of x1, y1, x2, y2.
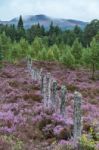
(52, 80, 58, 110)
(40, 73, 44, 95)
(38, 68, 42, 83)
(43, 75, 47, 107)
(45, 73, 51, 108)
(60, 85, 67, 118)
(28, 58, 32, 72)
(34, 68, 38, 81)
(73, 91, 82, 141)
(31, 69, 35, 80)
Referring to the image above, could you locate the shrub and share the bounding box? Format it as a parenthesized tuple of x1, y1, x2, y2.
(79, 134, 96, 150)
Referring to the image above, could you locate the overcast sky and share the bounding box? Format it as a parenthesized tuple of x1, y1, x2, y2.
(0, 0, 99, 21)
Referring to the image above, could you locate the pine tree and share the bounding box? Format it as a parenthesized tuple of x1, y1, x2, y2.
(90, 37, 99, 79)
(82, 37, 99, 79)
(31, 37, 43, 54)
(16, 16, 25, 41)
(9, 41, 20, 62)
(0, 32, 11, 58)
(47, 48, 55, 61)
(19, 38, 29, 58)
(17, 15, 24, 29)
(61, 48, 75, 68)
(72, 38, 82, 64)
(51, 44, 60, 60)
(37, 47, 47, 60)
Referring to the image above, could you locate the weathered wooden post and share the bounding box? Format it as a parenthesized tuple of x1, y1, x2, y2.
(27, 58, 30, 71)
(60, 85, 67, 118)
(35, 69, 39, 81)
(28, 58, 32, 72)
(31, 69, 35, 80)
(45, 73, 51, 108)
(43, 75, 47, 107)
(37, 68, 43, 82)
(73, 91, 82, 141)
(40, 73, 44, 95)
(52, 80, 58, 110)
(33, 68, 38, 81)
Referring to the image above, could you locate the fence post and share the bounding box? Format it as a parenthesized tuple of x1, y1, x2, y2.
(60, 85, 67, 118)
(46, 73, 51, 108)
(43, 75, 47, 107)
(31, 69, 35, 80)
(29, 58, 32, 72)
(33, 68, 38, 81)
(73, 91, 82, 141)
(52, 80, 57, 110)
(40, 73, 44, 95)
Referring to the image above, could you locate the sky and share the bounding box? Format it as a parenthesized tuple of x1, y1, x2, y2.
(0, 0, 99, 21)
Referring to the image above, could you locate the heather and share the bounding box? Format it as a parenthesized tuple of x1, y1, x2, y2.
(0, 61, 98, 150)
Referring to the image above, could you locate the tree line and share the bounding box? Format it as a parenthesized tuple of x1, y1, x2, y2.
(0, 16, 99, 79)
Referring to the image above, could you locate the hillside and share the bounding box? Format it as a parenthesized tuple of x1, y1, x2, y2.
(0, 14, 88, 30)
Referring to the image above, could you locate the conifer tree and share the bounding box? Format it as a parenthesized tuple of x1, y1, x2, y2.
(47, 48, 55, 61)
(17, 15, 24, 29)
(31, 37, 43, 54)
(51, 44, 60, 60)
(61, 48, 75, 68)
(72, 38, 82, 64)
(19, 38, 29, 57)
(82, 37, 99, 79)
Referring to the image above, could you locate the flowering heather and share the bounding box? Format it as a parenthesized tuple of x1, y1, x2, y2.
(0, 62, 98, 149)
(53, 125, 64, 136)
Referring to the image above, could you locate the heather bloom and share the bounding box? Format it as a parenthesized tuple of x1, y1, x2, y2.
(58, 139, 77, 149)
(58, 139, 67, 145)
(4, 111, 14, 121)
(52, 113, 66, 124)
(0, 111, 14, 121)
(53, 125, 64, 135)
(66, 118, 73, 126)
(33, 105, 44, 115)
(0, 112, 4, 120)
(0, 126, 16, 133)
(59, 139, 75, 145)
(32, 115, 43, 124)
(83, 115, 93, 123)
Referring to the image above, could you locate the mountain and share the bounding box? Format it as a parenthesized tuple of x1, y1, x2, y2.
(0, 14, 88, 30)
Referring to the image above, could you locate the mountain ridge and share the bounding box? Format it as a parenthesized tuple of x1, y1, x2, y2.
(0, 14, 88, 30)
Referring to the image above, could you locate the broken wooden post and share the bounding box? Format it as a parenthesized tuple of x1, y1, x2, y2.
(31, 69, 35, 80)
(40, 73, 44, 95)
(73, 91, 82, 141)
(37, 68, 43, 82)
(60, 85, 67, 118)
(52, 80, 58, 110)
(45, 73, 51, 108)
(43, 75, 47, 107)
(27, 58, 32, 73)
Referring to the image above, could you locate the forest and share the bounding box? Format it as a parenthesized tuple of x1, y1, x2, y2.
(0, 16, 99, 79)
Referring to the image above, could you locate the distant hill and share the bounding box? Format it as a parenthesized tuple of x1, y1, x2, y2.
(0, 14, 88, 30)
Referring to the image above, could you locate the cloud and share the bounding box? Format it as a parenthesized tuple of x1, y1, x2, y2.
(0, 0, 99, 21)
